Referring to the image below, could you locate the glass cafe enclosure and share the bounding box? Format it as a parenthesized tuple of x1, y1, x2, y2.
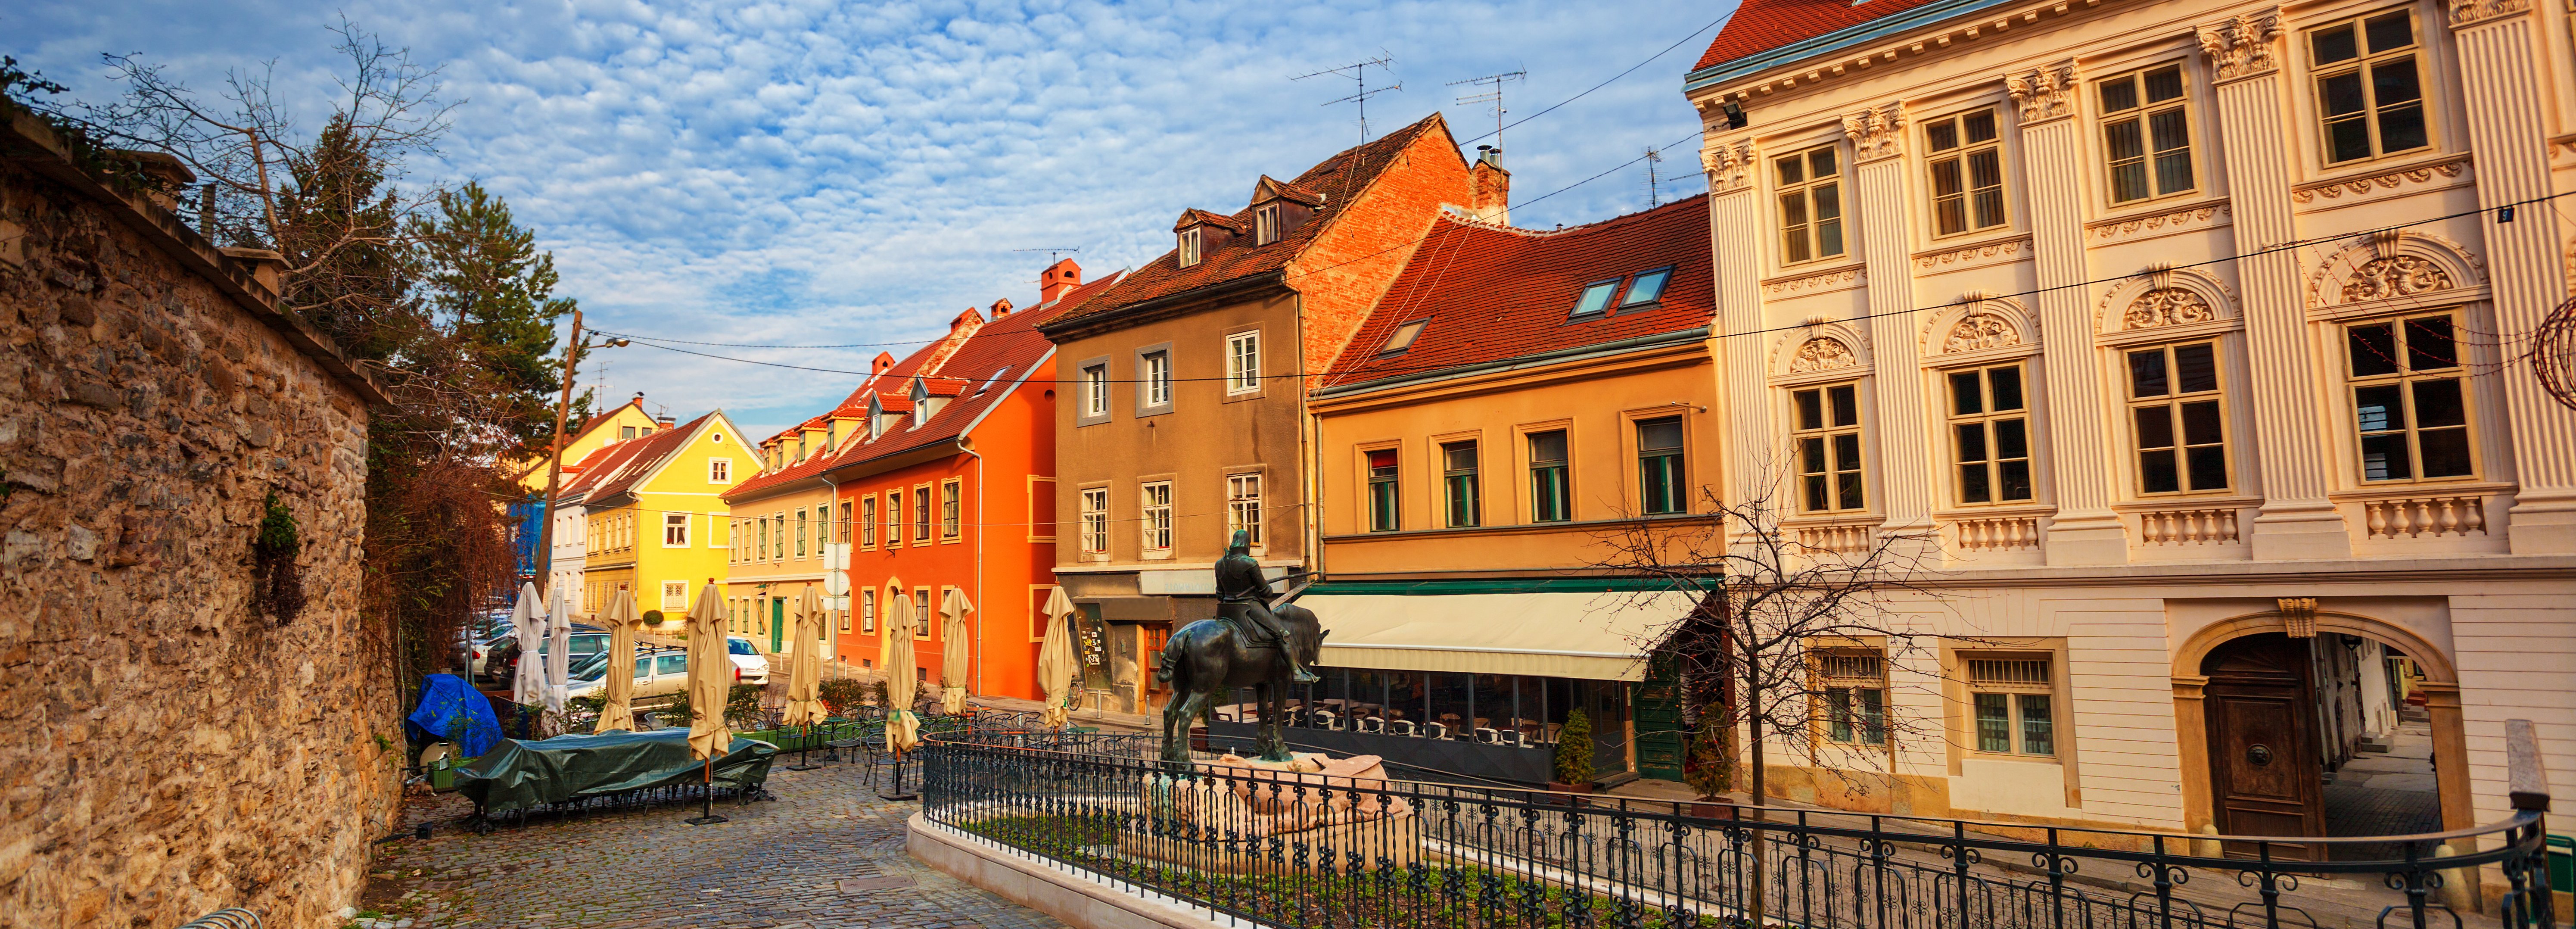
(1205, 667, 1631, 785)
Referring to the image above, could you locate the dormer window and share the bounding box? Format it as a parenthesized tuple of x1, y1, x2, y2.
(826, 421, 838, 449)
(911, 379, 931, 426)
(867, 396, 887, 439)
(1255, 205, 1281, 246)
(1179, 228, 1203, 267)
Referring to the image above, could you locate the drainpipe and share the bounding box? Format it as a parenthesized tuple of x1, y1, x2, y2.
(961, 437, 985, 695)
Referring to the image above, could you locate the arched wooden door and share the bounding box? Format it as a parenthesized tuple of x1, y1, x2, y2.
(2201, 633, 2324, 859)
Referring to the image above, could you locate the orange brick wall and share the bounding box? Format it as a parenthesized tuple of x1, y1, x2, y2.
(1289, 126, 1474, 376)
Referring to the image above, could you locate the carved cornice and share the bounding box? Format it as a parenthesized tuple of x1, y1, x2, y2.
(2196, 13, 2281, 82)
(1702, 140, 1758, 194)
(2291, 156, 2471, 203)
(2125, 287, 2217, 330)
(2447, 0, 2530, 28)
(1788, 336, 1860, 372)
(2005, 61, 2078, 124)
(2086, 202, 2229, 241)
(1842, 104, 1907, 162)
(1763, 265, 1866, 295)
(1913, 236, 2030, 270)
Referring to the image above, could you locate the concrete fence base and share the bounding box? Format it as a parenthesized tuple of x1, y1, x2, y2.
(905, 813, 1239, 929)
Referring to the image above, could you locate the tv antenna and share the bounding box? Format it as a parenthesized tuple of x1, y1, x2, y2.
(1643, 146, 1666, 208)
(1447, 71, 1525, 148)
(1013, 246, 1083, 264)
(1294, 55, 1400, 145)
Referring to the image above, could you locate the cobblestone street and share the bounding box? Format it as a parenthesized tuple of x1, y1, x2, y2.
(354, 760, 1064, 929)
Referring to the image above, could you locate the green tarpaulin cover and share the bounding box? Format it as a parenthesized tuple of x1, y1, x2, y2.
(456, 728, 776, 815)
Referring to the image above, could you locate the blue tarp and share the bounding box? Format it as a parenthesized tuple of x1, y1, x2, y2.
(408, 673, 503, 758)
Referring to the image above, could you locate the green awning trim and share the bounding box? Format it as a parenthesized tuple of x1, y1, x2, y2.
(1305, 577, 1715, 596)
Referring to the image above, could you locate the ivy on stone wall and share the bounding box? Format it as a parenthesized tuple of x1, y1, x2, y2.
(254, 490, 307, 624)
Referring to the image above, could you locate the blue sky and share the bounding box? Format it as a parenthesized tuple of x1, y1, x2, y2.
(11, 1, 1732, 438)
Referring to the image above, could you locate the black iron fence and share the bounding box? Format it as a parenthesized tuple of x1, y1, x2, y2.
(919, 727, 2558, 929)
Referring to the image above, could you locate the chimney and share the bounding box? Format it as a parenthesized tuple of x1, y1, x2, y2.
(1469, 146, 1512, 226)
(871, 352, 896, 377)
(217, 247, 286, 298)
(657, 415, 676, 429)
(989, 297, 1014, 318)
(1039, 259, 1083, 304)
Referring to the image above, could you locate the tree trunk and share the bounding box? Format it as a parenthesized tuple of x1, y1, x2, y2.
(1745, 676, 1767, 927)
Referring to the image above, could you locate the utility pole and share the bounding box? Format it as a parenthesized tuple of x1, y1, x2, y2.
(1295, 56, 1399, 146)
(1448, 70, 1525, 148)
(534, 308, 626, 587)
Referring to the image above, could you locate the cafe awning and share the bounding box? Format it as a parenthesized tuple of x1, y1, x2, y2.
(1306, 588, 1705, 682)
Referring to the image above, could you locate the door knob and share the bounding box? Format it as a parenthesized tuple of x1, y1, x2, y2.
(2247, 744, 2273, 766)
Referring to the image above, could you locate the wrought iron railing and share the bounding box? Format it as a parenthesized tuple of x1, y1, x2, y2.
(919, 725, 2558, 929)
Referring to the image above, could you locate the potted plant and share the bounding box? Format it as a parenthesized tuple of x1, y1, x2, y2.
(1682, 717, 1735, 820)
(1549, 708, 1596, 798)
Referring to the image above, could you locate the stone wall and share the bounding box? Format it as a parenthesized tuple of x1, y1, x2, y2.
(1, 112, 397, 929)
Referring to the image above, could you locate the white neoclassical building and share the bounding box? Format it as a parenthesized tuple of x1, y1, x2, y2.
(1683, 0, 2573, 850)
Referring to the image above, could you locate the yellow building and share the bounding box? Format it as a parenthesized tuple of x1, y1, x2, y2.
(507, 395, 668, 609)
(508, 393, 667, 495)
(561, 410, 744, 623)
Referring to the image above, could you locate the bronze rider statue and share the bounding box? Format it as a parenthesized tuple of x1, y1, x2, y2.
(1214, 529, 1319, 684)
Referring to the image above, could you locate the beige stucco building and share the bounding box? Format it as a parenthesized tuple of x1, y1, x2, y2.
(1684, 0, 2574, 847)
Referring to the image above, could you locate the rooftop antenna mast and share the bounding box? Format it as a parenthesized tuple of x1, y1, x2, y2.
(1012, 246, 1083, 264)
(1294, 55, 1399, 146)
(1643, 146, 1666, 208)
(1447, 70, 1525, 148)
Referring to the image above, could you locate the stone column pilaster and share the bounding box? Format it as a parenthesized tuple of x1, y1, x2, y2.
(1703, 139, 1778, 516)
(2447, 0, 2576, 554)
(2200, 12, 2355, 560)
(2010, 60, 2130, 564)
(1848, 105, 1941, 545)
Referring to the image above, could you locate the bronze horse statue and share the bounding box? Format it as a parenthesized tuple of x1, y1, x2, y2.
(1154, 602, 1325, 764)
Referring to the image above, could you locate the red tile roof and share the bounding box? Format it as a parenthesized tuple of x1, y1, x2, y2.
(1043, 114, 1455, 331)
(563, 411, 720, 505)
(1322, 195, 1712, 389)
(1694, 0, 1951, 72)
(719, 270, 1126, 501)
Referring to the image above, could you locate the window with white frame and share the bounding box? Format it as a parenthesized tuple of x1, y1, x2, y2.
(1967, 656, 2055, 756)
(2348, 313, 2473, 481)
(2127, 342, 2229, 494)
(940, 479, 962, 540)
(1794, 383, 1866, 512)
(709, 458, 731, 483)
(1773, 145, 1845, 265)
(1819, 651, 1888, 745)
(2099, 64, 2195, 203)
(861, 496, 878, 549)
(1080, 487, 1110, 554)
(662, 580, 688, 611)
(1083, 364, 1109, 418)
(1178, 227, 1203, 267)
(2311, 10, 2428, 164)
(1226, 331, 1260, 394)
(1945, 364, 2034, 505)
(1255, 205, 1280, 245)
(1227, 474, 1263, 546)
(1923, 108, 2006, 236)
(1143, 351, 1173, 408)
(1140, 480, 1173, 553)
(664, 512, 690, 547)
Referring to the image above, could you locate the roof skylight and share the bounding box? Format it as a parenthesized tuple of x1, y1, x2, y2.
(1380, 319, 1429, 355)
(1622, 267, 1673, 306)
(1570, 279, 1621, 318)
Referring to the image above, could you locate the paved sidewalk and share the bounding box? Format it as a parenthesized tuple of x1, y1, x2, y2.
(355, 761, 1065, 929)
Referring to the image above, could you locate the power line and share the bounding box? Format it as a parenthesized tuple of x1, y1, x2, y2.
(1459, 12, 1733, 147)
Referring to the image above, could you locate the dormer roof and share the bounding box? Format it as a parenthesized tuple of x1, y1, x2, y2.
(1173, 208, 1246, 234)
(1251, 175, 1326, 207)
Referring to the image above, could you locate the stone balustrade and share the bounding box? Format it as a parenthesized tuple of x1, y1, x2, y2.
(2360, 495, 2488, 539)
(2137, 507, 2243, 546)
(1949, 516, 2041, 551)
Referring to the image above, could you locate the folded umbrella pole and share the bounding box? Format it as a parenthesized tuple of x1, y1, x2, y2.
(879, 584, 921, 801)
(682, 582, 734, 825)
(784, 586, 828, 771)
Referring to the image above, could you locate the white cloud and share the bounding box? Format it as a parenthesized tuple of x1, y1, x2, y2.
(10, 0, 1731, 437)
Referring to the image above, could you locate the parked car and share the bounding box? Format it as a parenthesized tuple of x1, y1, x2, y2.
(484, 624, 608, 685)
(725, 636, 770, 685)
(566, 646, 692, 700)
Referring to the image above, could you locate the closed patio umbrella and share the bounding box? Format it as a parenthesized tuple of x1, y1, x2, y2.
(684, 583, 734, 761)
(880, 582, 920, 753)
(781, 585, 827, 728)
(510, 582, 545, 708)
(938, 588, 973, 715)
(543, 585, 572, 729)
(1036, 587, 1079, 730)
(594, 589, 641, 733)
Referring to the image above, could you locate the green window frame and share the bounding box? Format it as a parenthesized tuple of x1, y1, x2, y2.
(1528, 430, 1570, 523)
(1366, 449, 1400, 532)
(1636, 418, 1686, 515)
(1442, 441, 1480, 527)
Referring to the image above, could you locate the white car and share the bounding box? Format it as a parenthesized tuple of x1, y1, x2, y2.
(725, 636, 770, 685)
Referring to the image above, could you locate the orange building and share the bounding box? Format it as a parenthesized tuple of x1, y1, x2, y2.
(809, 262, 1123, 700)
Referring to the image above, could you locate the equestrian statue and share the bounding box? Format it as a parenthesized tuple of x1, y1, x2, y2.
(1154, 530, 1326, 764)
